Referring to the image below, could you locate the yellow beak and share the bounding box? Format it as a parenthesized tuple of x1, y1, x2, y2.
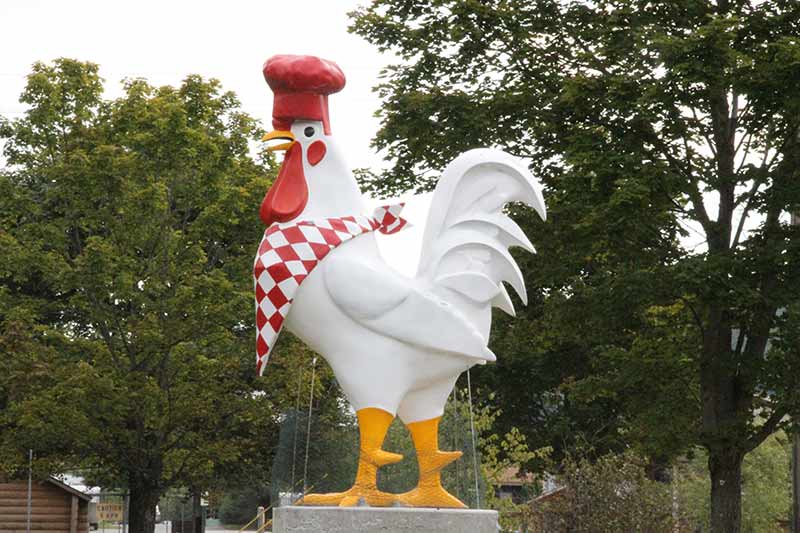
(262, 130, 296, 152)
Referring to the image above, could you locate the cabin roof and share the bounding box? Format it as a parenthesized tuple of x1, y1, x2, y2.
(45, 476, 92, 501)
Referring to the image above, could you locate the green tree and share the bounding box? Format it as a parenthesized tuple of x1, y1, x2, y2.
(678, 431, 793, 532)
(350, 1, 800, 531)
(0, 59, 279, 533)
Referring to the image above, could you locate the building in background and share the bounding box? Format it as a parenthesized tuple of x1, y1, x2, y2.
(0, 476, 92, 533)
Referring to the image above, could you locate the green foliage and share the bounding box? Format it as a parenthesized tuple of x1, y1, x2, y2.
(677, 432, 793, 532)
(350, 2, 800, 529)
(0, 58, 283, 530)
(159, 489, 196, 522)
(215, 484, 271, 525)
(532, 451, 676, 533)
(481, 424, 547, 532)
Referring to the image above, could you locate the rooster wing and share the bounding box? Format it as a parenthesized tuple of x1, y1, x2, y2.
(323, 255, 495, 361)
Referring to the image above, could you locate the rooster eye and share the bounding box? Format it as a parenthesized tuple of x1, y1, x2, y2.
(304, 126, 315, 138)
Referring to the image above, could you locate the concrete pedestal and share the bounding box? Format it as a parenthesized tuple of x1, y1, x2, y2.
(272, 506, 499, 533)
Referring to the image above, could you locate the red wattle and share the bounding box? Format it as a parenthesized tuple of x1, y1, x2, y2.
(260, 143, 308, 226)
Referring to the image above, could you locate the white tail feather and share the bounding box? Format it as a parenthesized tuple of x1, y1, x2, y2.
(428, 230, 528, 304)
(416, 148, 546, 337)
(435, 272, 501, 302)
(450, 212, 536, 253)
(492, 283, 516, 317)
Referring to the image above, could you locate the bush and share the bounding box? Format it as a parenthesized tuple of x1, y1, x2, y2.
(531, 452, 676, 533)
(217, 486, 270, 526)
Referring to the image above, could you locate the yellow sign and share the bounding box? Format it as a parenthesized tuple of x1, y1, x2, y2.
(97, 503, 123, 521)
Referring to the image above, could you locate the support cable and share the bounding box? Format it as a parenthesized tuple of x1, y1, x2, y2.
(466, 369, 481, 508)
(302, 357, 317, 495)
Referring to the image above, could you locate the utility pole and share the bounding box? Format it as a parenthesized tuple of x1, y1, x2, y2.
(793, 211, 799, 533)
(793, 430, 799, 533)
(26, 450, 32, 533)
(122, 492, 128, 533)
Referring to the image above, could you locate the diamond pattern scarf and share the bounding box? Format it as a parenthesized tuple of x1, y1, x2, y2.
(253, 204, 408, 375)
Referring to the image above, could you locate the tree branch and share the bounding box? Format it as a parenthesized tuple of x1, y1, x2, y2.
(685, 181, 713, 235)
(690, 106, 718, 158)
(642, 123, 714, 233)
(731, 171, 766, 249)
(745, 405, 788, 452)
(680, 296, 706, 337)
(734, 131, 754, 174)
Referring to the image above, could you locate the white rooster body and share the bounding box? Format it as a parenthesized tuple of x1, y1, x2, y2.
(281, 123, 545, 424)
(256, 55, 545, 508)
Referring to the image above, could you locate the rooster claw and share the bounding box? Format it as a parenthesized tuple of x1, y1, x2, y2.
(300, 487, 397, 507)
(397, 486, 467, 508)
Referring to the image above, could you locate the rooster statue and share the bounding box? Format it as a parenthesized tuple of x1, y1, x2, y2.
(253, 55, 546, 509)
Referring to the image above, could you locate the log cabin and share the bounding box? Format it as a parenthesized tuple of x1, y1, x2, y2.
(0, 477, 90, 533)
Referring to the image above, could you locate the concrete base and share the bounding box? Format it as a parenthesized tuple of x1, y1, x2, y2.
(272, 506, 499, 533)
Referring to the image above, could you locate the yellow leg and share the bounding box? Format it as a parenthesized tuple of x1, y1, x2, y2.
(398, 416, 467, 508)
(301, 407, 402, 507)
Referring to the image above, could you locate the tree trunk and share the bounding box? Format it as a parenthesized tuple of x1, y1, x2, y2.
(700, 307, 748, 533)
(708, 450, 743, 533)
(192, 489, 203, 533)
(128, 482, 161, 533)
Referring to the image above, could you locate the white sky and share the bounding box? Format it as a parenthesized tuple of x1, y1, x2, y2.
(0, 0, 430, 274)
(0, 0, 389, 169)
(3, 2, 773, 268)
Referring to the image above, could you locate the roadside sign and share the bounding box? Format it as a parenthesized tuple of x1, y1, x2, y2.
(96, 502, 124, 521)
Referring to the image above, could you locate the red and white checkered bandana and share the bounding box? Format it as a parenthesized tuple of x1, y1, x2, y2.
(254, 204, 408, 375)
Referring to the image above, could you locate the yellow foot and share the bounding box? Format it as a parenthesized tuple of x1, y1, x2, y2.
(401, 416, 468, 508)
(419, 450, 463, 472)
(397, 485, 467, 508)
(302, 408, 403, 508)
(299, 448, 403, 507)
(368, 449, 404, 467)
(398, 449, 465, 508)
(300, 486, 398, 507)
